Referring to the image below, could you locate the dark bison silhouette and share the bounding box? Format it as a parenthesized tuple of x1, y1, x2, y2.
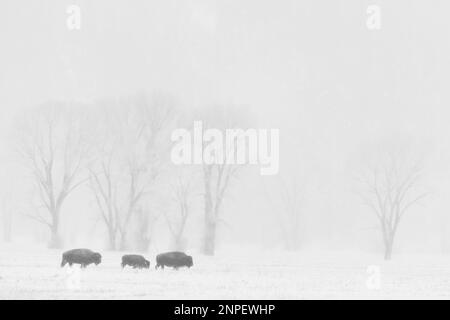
(61, 248, 102, 268)
(155, 251, 193, 270)
(121, 254, 150, 269)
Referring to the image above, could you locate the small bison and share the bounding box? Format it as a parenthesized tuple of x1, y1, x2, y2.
(155, 251, 193, 270)
(121, 254, 150, 269)
(61, 248, 102, 268)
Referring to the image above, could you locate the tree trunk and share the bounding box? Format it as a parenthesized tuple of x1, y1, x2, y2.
(172, 235, 186, 251)
(203, 167, 215, 255)
(136, 213, 151, 253)
(383, 231, 395, 261)
(203, 187, 217, 256)
(48, 212, 62, 249)
(48, 228, 62, 249)
(286, 222, 301, 251)
(384, 242, 393, 260)
(204, 217, 216, 256)
(119, 233, 128, 251)
(108, 229, 116, 251)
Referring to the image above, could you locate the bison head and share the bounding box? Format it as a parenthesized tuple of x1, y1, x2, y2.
(186, 256, 193, 268)
(93, 252, 102, 265)
(145, 260, 150, 269)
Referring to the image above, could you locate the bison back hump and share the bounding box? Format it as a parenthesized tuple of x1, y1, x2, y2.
(122, 254, 145, 262)
(64, 248, 94, 257)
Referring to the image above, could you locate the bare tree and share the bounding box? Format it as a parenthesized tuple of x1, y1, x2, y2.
(89, 93, 174, 250)
(16, 102, 88, 248)
(117, 156, 155, 250)
(89, 152, 121, 250)
(198, 106, 246, 256)
(263, 174, 303, 251)
(134, 203, 160, 252)
(202, 161, 239, 255)
(356, 148, 427, 260)
(164, 169, 196, 250)
(118, 93, 174, 250)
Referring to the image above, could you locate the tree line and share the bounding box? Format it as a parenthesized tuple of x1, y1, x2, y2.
(12, 93, 242, 256)
(3, 92, 429, 260)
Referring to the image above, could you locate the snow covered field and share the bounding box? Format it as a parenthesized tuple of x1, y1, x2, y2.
(1, 244, 450, 299)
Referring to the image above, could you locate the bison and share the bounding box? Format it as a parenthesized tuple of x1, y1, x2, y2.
(121, 254, 150, 269)
(155, 251, 193, 270)
(61, 248, 102, 268)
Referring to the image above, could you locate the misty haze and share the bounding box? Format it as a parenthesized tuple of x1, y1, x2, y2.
(0, 0, 449, 299)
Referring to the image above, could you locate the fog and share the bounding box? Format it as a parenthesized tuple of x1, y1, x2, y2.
(1, 0, 450, 259)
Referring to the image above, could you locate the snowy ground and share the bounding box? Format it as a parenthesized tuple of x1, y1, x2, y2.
(1, 244, 450, 299)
